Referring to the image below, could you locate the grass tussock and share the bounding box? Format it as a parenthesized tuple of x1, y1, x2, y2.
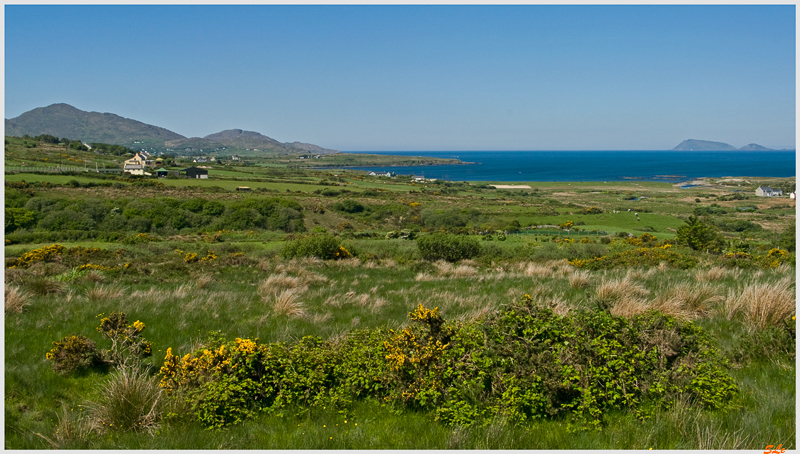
(723, 276, 795, 329)
(89, 365, 164, 434)
(5, 286, 31, 314)
(274, 257, 324, 274)
(270, 288, 307, 318)
(84, 283, 125, 301)
(193, 273, 213, 289)
(172, 283, 194, 299)
(693, 266, 739, 282)
(432, 260, 479, 278)
(649, 282, 722, 320)
(519, 262, 557, 278)
(130, 287, 171, 305)
(83, 270, 106, 283)
(568, 270, 592, 289)
(625, 268, 655, 282)
(596, 277, 650, 302)
(258, 273, 306, 297)
(36, 405, 97, 449)
(26, 277, 67, 296)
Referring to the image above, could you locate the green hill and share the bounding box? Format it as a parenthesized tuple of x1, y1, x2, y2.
(4, 103, 184, 149)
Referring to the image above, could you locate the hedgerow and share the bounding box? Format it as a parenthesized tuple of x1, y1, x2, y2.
(156, 297, 737, 429)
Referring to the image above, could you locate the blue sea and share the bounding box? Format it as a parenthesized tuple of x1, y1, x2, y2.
(341, 150, 796, 183)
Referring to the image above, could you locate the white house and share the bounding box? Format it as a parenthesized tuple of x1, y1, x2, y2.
(755, 186, 783, 197)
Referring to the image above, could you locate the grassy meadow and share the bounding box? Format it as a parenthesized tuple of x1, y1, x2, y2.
(4, 136, 796, 449)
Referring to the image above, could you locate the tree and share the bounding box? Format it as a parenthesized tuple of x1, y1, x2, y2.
(676, 216, 723, 252)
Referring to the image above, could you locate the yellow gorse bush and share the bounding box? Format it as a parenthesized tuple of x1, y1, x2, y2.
(10, 244, 66, 268)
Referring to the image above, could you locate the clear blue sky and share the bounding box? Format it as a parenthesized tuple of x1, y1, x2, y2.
(4, 5, 796, 151)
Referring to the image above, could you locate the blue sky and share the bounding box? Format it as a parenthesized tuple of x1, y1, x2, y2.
(4, 5, 796, 151)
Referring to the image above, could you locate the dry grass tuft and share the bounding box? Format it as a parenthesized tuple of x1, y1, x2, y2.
(172, 284, 194, 299)
(309, 311, 333, 324)
(415, 272, 438, 282)
(596, 277, 650, 302)
(193, 273, 213, 289)
(370, 297, 388, 314)
(298, 271, 329, 286)
(275, 257, 323, 274)
(258, 273, 305, 297)
(5, 286, 31, 314)
(270, 288, 307, 318)
(693, 266, 739, 282)
(568, 270, 592, 289)
(5, 267, 28, 285)
(722, 276, 795, 329)
(430, 260, 479, 278)
(83, 270, 106, 283)
(520, 262, 557, 279)
(131, 287, 171, 305)
(625, 268, 655, 282)
(84, 283, 124, 301)
(653, 282, 721, 317)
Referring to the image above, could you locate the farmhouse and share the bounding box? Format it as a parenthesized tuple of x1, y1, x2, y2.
(180, 167, 209, 179)
(123, 153, 148, 175)
(755, 186, 783, 197)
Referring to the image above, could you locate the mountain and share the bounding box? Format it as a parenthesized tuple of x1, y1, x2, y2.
(672, 139, 777, 151)
(672, 139, 738, 151)
(4, 103, 184, 147)
(5, 104, 337, 155)
(164, 129, 338, 155)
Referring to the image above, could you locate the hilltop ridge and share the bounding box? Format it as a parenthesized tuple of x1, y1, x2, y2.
(5, 103, 338, 156)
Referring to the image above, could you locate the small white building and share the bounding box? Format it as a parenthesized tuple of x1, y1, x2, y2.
(755, 186, 783, 197)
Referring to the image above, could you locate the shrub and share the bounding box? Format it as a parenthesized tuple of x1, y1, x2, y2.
(332, 199, 365, 213)
(417, 233, 481, 263)
(46, 335, 101, 374)
(156, 299, 738, 429)
(281, 234, 349, 260)
(96, 312, 153, 367)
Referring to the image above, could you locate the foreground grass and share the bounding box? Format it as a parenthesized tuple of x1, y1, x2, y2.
(4, 246, 795, 449)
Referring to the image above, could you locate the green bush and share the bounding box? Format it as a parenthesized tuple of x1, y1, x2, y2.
(417, 233, 481, 262)
(332, 199, 365, 213)
(281, 234, 349, 260)
(156, 298, 738, 429)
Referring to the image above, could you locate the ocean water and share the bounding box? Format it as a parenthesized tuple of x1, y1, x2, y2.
(341, 150, 796, 183)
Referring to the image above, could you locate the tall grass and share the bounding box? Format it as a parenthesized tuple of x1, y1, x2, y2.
(722, 276, 795, 328)
(89, 365, 164, 434)
(84, 283, 124, 301)
(269, 288, 307, 318)
(5, 286, 31, 314)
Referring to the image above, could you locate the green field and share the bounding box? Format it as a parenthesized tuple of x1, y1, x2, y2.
(4, 135, 796, 449)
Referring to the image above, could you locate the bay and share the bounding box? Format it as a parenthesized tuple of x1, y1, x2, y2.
(341, 150, 796, 182)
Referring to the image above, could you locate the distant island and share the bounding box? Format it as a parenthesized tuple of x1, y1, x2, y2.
(672, 139, 789, 151)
